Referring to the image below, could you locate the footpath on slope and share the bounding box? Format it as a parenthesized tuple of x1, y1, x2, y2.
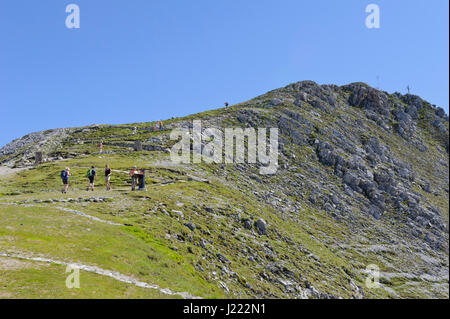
(0, 203, 123, 226)
(0, 251, 201, 299)
(0, 166, 27, 177)
(0, 202, 202, 299)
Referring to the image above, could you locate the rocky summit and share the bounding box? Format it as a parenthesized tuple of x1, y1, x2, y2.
(0, 81, 448, 299)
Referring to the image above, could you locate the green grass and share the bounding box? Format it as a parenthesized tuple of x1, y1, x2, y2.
(0, 261, 180, 299)
(0, 205, 224, 298)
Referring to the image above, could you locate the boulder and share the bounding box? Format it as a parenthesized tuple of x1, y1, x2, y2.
(254, 218, 268, 235)
(184, 222, 196, 232)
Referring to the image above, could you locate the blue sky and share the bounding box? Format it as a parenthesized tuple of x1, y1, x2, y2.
(1, 0, 448, 147)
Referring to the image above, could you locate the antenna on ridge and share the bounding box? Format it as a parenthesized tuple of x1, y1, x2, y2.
(407, 85, 411, 94)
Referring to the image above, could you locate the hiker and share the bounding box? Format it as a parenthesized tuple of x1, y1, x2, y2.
(129, 166, 138, 190)
(137, 168, 146, 191)
(224, 102, 229, 107)
(60, 167, 72, 193)
(86, 165, 97, 191)
(98, 140, 103, 153)
(133, 126, 137, 135)
(157, 120, 163, 131)
(105, 164, 112, 191)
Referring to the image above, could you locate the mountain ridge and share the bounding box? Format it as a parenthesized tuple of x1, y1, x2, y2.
(1, 81, 448, 166)
(0, 80, 448, 299)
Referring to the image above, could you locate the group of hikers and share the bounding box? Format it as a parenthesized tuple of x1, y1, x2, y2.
(60, 165, 146, 193)
(60, 121, 166, 193)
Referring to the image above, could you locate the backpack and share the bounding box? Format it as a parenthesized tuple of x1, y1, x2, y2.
(87, 169, 96, 177)
(61, 170, 68, 180)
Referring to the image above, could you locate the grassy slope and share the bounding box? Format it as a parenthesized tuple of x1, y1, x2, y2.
(0, 150, 390, 299)
(0, 86, 448, 299)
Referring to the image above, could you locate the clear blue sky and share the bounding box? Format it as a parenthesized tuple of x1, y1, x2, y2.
(1, 0, 448, 147)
